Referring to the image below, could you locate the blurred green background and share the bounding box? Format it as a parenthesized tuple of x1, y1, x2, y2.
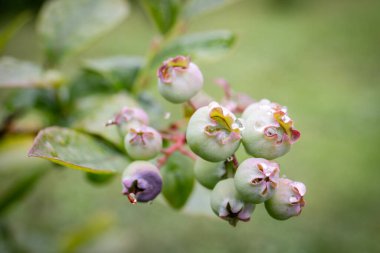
(1, 0, 380, 252)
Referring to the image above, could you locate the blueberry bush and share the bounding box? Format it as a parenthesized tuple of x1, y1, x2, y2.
(1, 0, 307, 232)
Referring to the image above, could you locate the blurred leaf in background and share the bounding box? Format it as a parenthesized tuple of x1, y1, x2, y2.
(0, 11, 32, 53)
(59, 212, 115, 253)
(82, 56, 144, 92)
(152, 30, 236, 67)
(0, 57, 43, 88)
(141, 0, 181, 35)
(183, 0, 241, 19)
(0, 136, 50, 216)
(37, 0, 129, 66)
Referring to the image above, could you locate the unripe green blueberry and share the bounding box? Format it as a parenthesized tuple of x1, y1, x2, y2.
(124, 126, 162, 160)
(241, 99, 300, 160)
(265, 178, 306, 220)
(194, 158, 227, 189)
(210, 179, 255, 226)
(157, 56, 203, 103)
(241, 99, 272, 120)
(122, 161, 162, 203)
(234, 158, 280, 204)
(186, 102, 242, 162)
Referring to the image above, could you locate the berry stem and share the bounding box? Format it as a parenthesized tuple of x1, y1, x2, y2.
(156, 132, 195, 168)
(178, 146, 197, 160)
(224, 154, 239, 178)
(230, 154, 239, 170)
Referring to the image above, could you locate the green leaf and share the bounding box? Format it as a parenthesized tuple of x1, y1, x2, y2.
(161, 152, 195, 209)
(183, 0, 240, 19)
(0, 57, 43, 88)
(82, 56, 144, 92)
(37, 0, 129, 65)
(152, 30, 236, 66)
(28, 127, 129, 174)
(72, 93, 137, 148)
(141, 0, 181, 35)
(0, 11, 32, 53)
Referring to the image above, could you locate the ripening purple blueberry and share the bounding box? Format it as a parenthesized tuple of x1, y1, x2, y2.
(194, 157, 227, 189)
(124, 126, 162, 160)
(234, 158, 280, 204)
(210, 179, 255, 226)
(157, 56, 203, 103)
(241, 99, 300, 160)
(186, 102, 243, 162)
(122, 161, 162, 204)
(265, 178, 306, 220)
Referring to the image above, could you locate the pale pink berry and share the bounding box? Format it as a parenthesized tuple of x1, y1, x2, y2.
(241, 99, 300, 160)
(124, 125, 162, 160)
(265, 178, 306, 220)
(186, 102, 243, 162)
(234, 158, 280, 203)
(157, 56, 203, 103)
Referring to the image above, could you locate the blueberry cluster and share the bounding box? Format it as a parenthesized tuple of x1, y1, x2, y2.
(157, 55, 306, 225)
(111, 55, 306, 226)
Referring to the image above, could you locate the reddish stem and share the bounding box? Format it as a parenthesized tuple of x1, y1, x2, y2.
(178, 146, 196, 160)
(156, 132, 195, 168)
(227, 154, 239, 170)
